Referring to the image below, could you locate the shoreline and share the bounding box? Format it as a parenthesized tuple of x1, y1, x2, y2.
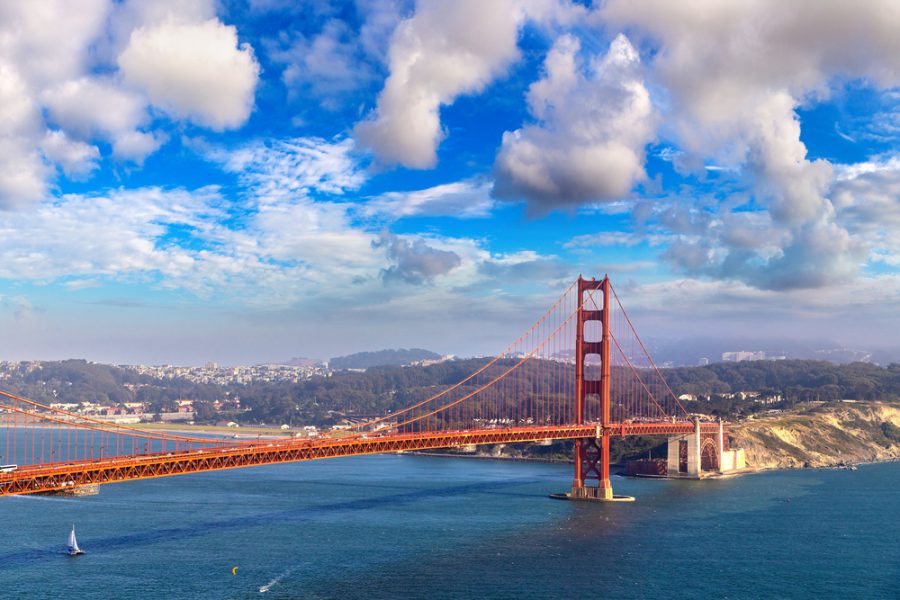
(406, 450, 900, 476)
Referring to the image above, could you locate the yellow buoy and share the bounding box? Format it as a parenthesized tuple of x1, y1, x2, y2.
(232, 566, 238, 575)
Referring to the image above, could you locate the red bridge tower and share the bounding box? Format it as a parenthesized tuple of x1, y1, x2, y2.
(569, 275, 632, 502)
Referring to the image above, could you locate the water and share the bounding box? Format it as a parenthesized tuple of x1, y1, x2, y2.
(0, 455, 897, 599)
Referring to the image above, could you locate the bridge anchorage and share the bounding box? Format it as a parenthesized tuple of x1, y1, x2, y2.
(0, 274, 741, 500)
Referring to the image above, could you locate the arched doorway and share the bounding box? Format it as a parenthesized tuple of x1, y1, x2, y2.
(700, 437, 719, 472)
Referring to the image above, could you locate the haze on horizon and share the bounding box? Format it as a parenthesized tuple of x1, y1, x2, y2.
(0, 0, 898, 367)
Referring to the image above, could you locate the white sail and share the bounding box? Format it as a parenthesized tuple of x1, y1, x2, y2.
(67, 525, 83, 555)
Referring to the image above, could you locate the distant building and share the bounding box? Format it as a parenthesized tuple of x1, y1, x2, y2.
(721, 351, 766, 362)
(698, 357, 709, 366)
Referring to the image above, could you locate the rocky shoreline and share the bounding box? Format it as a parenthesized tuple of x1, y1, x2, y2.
(728, 400, 900, 470)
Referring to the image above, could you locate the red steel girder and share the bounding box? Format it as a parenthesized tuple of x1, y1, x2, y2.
(0, 421, 725, 496)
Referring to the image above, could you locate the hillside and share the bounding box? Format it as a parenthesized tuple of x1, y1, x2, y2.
(729, 401, 900, 469)
(329, 348, 441, 370)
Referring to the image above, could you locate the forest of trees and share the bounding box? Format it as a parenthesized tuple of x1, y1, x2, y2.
(661, 360, 900, 417)
(2, 358, 899, 426)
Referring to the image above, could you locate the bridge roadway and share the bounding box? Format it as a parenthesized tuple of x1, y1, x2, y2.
(0, 422, 721, 495)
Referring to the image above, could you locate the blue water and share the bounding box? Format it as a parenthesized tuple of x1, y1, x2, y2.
(0, 455, 897, 599)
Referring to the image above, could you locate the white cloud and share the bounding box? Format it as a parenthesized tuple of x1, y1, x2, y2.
(0, 181, 531, 311)
(831, 160, 900, 263)
(0, 187, 215, 281)
(833, 154, 900, 181)
(42, 77, 147, 138)
(105, 0, 218, 54)
(0, 1, 111, 206)
(564, 231, 664, 249)
(362, 179, 493, 220)
(41, 76, 163, 162)
(356, 0, 410, 61)
(40, 131, 100, 180)
(0, 138, 46, 208)
(597, 0, 900, 225)
(112, 130, 166, 164)
(208, 136, 367, 201)
(494, 33, 654, 210)
(0, 1, 263, 205)
(118, 18, 260, 130)
(0, 62, 47, 207)
(273, 19, 375, 109)
(0, 0, 109, 89)
(587, 0, 900, 289)
(354, 0, 526, 168)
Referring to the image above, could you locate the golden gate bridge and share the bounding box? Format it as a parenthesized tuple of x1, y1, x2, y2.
(0, 276, 724, 500)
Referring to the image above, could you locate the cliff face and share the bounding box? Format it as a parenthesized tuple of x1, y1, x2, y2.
(729, 401, 900, 469)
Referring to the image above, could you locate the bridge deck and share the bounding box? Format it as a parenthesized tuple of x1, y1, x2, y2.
(0, 422, 720, 495)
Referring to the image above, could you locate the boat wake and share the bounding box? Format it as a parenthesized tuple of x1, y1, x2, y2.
(259, 567, 297, 594)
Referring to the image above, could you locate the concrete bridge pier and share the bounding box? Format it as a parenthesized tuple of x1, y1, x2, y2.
(569, 432, 614, 500)
(666, 418, 744, 478)
(552, 426, 634, 502)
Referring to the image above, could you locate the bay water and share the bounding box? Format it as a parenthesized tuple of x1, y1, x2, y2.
(0, 455, 897, 599)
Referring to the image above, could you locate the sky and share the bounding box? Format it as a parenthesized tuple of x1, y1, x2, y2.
(0, 0, 898, 366)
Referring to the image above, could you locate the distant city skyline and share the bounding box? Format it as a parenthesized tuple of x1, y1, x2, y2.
(0, 1, 898, 365)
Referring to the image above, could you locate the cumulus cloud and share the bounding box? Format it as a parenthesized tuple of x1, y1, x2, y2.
(40, 131, 100, 180)
(0, 63, 48, 207)
(0, 0, 263, 205)
(494, 33, 654, 210)
(597, 0, 900, 223)
(118, 18, 260, 130)
(0, 0, 109, 89)
(42, 77, 146, 139)
(375, 231, 462, 284)
(41, 76, 162, 162)
(744, 92, 833, 226)
(354, 0, 526, 168)
(588, 0, 900, 289)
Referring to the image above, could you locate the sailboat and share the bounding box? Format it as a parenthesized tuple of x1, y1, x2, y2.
(67, 524, 85, 556)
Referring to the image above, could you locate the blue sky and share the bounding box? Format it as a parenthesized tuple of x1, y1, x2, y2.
(0, 0, 898, 365)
